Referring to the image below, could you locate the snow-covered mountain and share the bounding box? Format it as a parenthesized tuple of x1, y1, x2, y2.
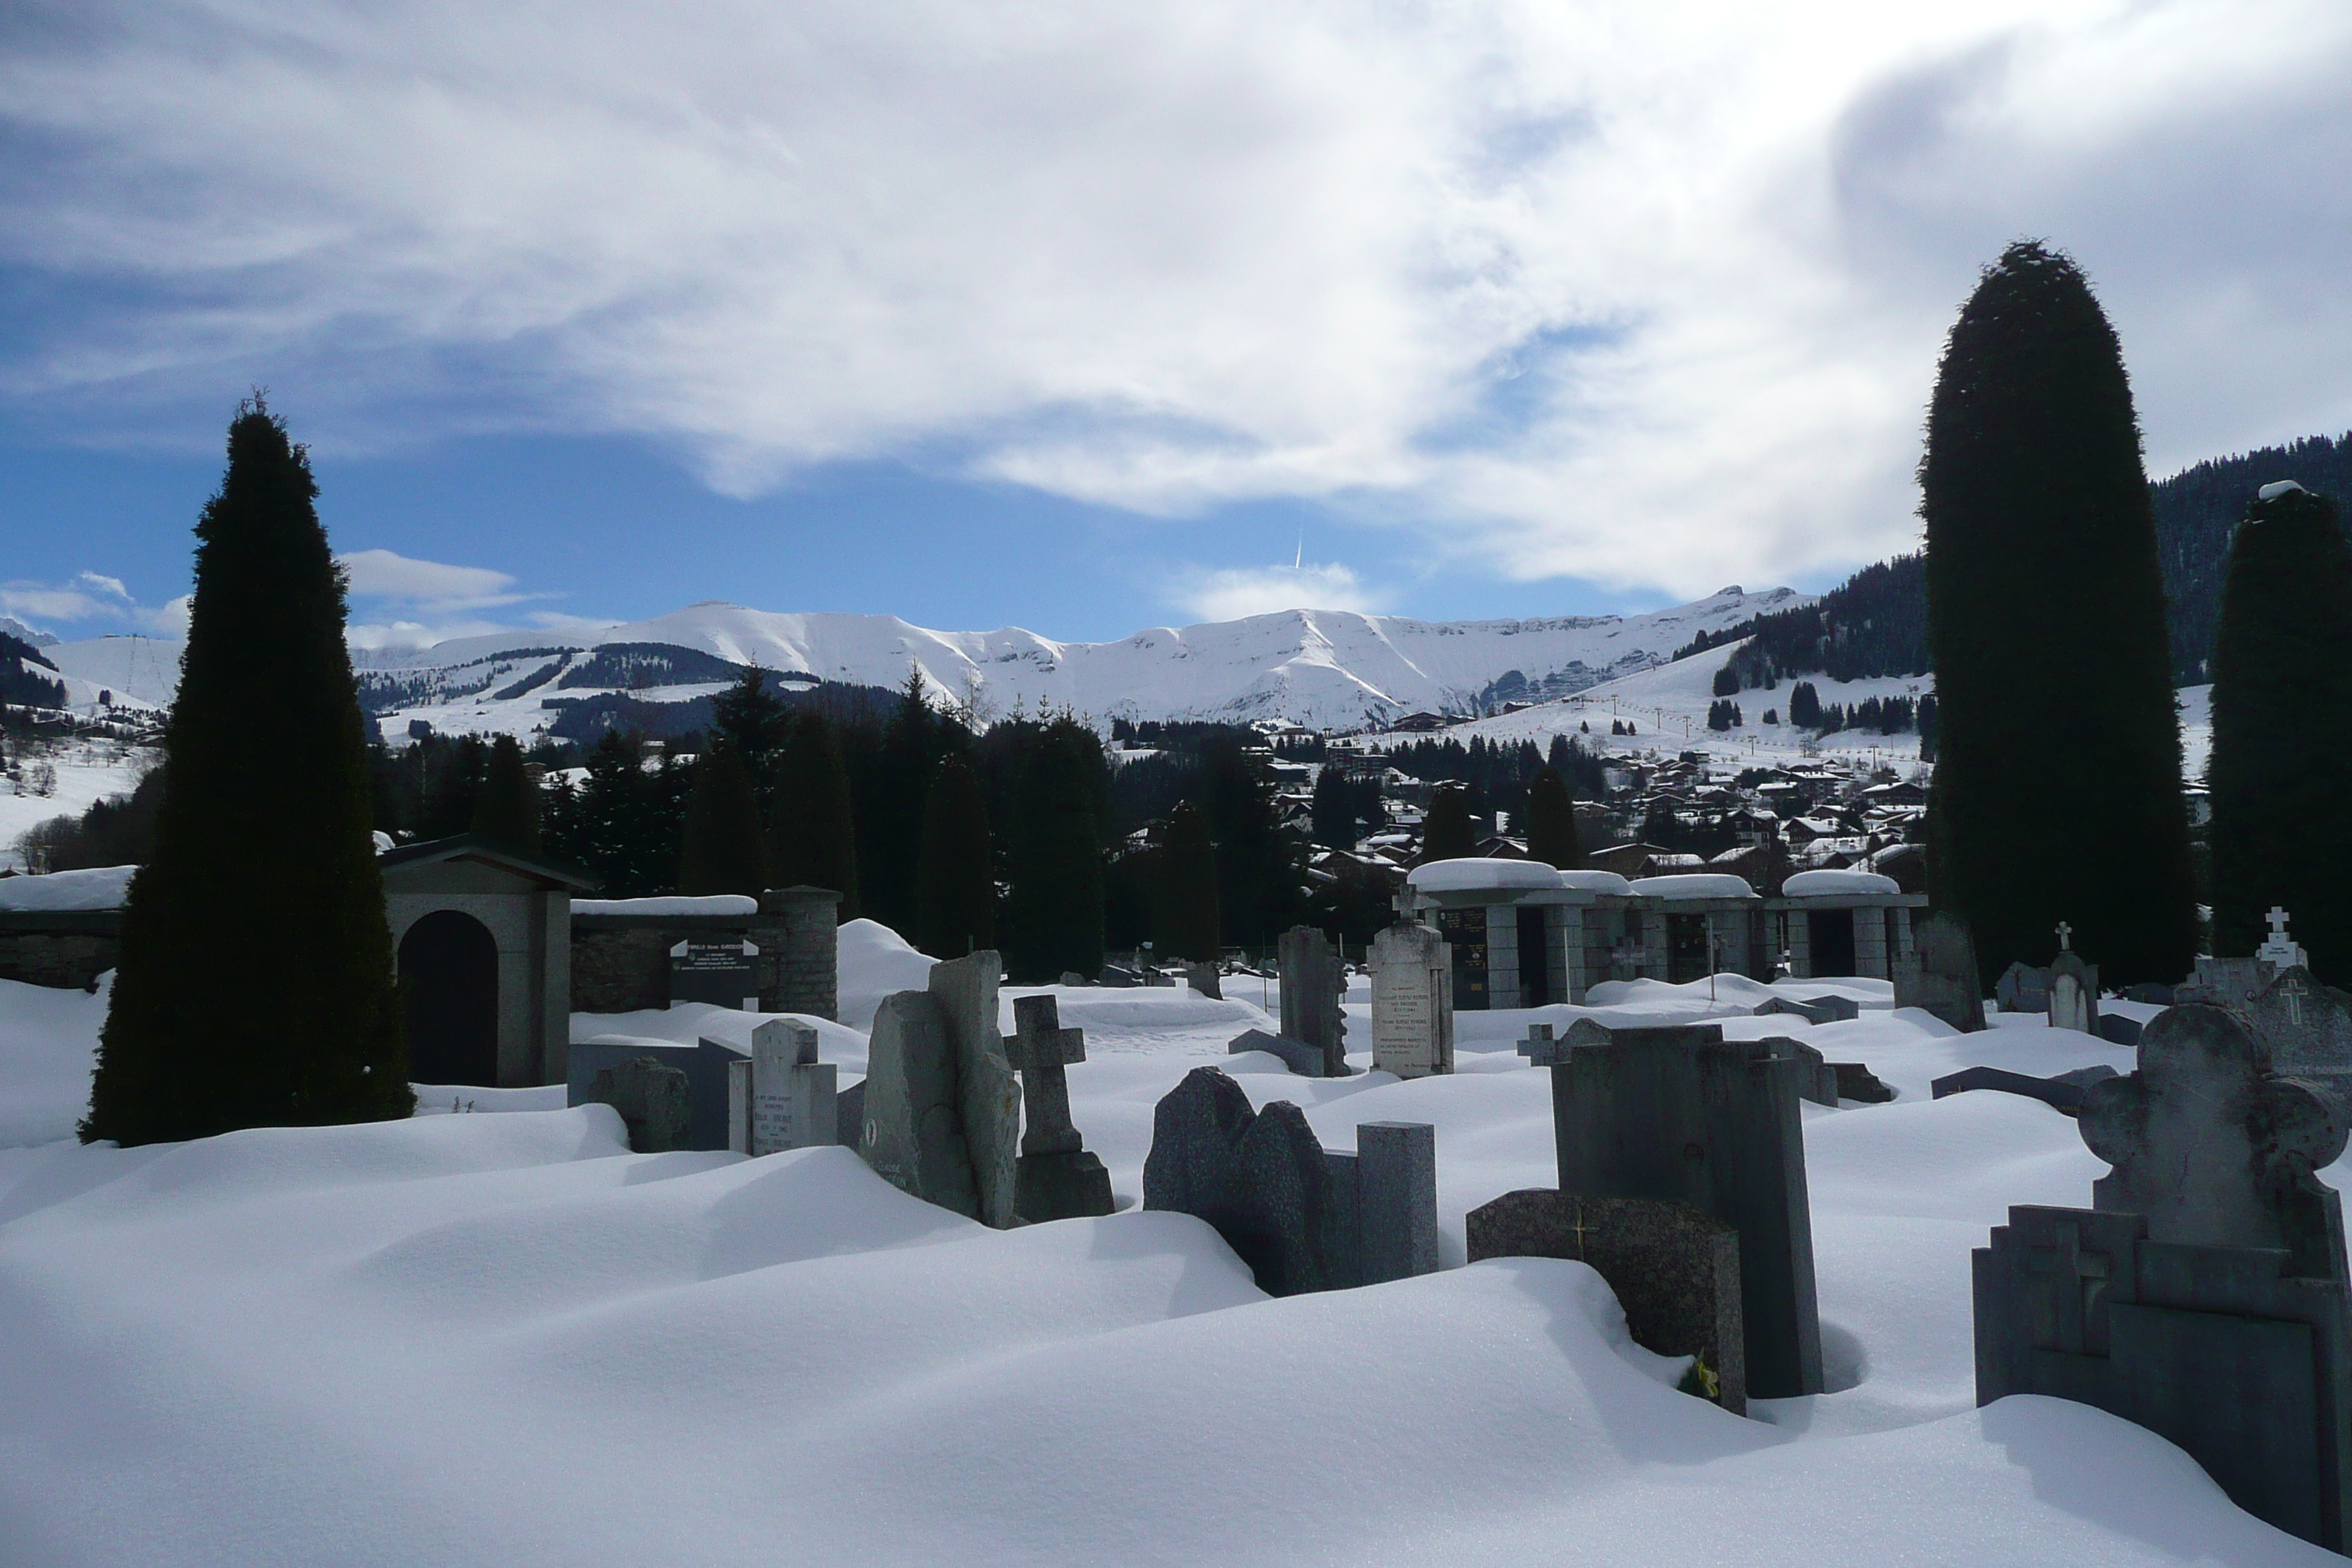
(44, 587, 1804, 734)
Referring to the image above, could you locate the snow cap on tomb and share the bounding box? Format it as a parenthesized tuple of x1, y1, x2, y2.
(1629, 872, 1757, 900)
(1405, 859, 1563, 893)
(572, 894, 760, 916)
(0, 864, 135, 911)
(2258, 480, 2309, 501)
(1557, 869, 1636, 896)
(1781, 869, 1901, 897)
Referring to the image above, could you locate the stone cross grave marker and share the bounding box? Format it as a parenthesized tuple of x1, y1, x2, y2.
(669, 938, 760, 1011)
(1371, 921, 1452, 1078)
(726, 1018, 838, 1156)
(2262, 906, 2313, 971)
(2048, 921, 2099, 1036)
(1976, 1003, 2352, 1550)
(1006, 994, 1114, 1221)
(1278, 925, 1350, 1077)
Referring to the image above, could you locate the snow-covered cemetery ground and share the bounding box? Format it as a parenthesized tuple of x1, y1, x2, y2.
(0, 920, 2326, 1567)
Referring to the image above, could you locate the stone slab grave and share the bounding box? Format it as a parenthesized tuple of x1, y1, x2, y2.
(723, 1019, 838, 1156)
(1755, 1036, 1839, 1108)
(1996, 962, 2051, 1015)
(1006, 994, 1114, 1222)
(1892, 911, 1987, 1032)
(1370, 921, 1452, 1079)
(1278, 925, 1350, 1077)
(1518, 1019, 1824, 1397)
(569, 1036, 747, 1150)
(585, 1055, 692, 1152)
(1975, 1003, 2352, 1551)
(856, 951, 1022, 1226)
(1183, 961, 1224, 1001)
(1227, 1028, 1324, 1078)
(2096, 1013, 2144, 1047)
(1831, 1063, 1895, 1104)
(669, 937, 760, 1011)
(2048, 922, 2100, 1035)
(1142, 1066, 1436, 1295)
(1751, 993, 1858, 1026)
(1468, 1189, 1746, 1415)
(1931, 1063, 2117, 1115)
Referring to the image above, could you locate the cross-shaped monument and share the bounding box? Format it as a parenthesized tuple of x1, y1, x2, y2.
(2055, 920, 2073, 952)
(1006, 994, 1114, 1221)
(2260, 906, 2312, 972)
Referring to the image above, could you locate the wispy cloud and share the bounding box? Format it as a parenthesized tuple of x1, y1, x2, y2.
(4, 1, 2351, 595)
(1173, 562, 1384, 623)
(336, 549, 527, 611)
(0, 572, 176, 633)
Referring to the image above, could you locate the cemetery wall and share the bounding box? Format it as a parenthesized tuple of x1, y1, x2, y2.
(0, 911, 120, 990)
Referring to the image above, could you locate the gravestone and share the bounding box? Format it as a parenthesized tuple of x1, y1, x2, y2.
(2097, 1013, 2144, 1048)
(1829, 1062, 1894, 1104)
(1278, 926, 1350, 1077)
(1006, 994, 1115, 1222)
(2262, 905, 2315, 971)
(1755, 1034, 1839, 1108)
(1519, 1019, 1823, 1397)
(1995, 962, 2051, 1014)
(1931, 1063, 2117, 1115)
(931, 951, 1021, 1229)
(587, 1056, 692, 1152)
(2048, 923, 2100, 1035)
(1752, 994, 1858, 1026)
(2179, 956, 2275, 1009)
(669, 938, 760, 1011)
(1974, 1003, 2352, 1550)
(1370, 922, 1452, 1079)
(1184, 961, 1224, 1001)
(1228, 1028, 1323, 1077)
(2247, 967, 2352, 1082)
(857, 990, 979, 1218)
(1892, 911, 1987, 1032)
(1468, 1188, 1746, 1414)
(570, 1036, 742, 1150)
(1141, 1066, 1437, 1296)
(725, 1018, 838, 1156)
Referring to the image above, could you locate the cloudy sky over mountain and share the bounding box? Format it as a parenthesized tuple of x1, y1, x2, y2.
(4, 0, 2349, 644)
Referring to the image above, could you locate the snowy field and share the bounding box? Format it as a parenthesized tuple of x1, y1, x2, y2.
(0, 739, 155, 872)
(0, 923, 2329, 1565)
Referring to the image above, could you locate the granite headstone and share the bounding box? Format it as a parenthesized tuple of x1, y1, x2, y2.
(1892, 911, 1987, 1032)
(587, 1055, 692, 1153)
(1278, 925, 1350, 1077)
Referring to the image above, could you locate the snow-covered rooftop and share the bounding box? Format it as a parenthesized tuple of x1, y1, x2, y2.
(1782, 869, 1904, 897)
(1406, 858, 1562, 893)
(571, 894, 759, 916)
(1629, 872, 1757, 900)
(0, 864, 135, 911)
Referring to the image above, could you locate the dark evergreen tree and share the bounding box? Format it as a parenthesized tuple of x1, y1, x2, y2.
(1310, 764, 1358, 849)
(470, 734, 541, 853)
(1420, 784, 1476, 863)
(1003, 716, 1106, 981)
(770, 710, 859, 913)
(2206, 483, 2352, 981)
(1525, 766, 1584, 870)
(859, 667, 936, 932)
(421, 734, 486, 838)
(710, 663, 791, 792)
(546, 729, 671, 895)
(1153, 801, 1221, 960)
(1923, 241, 2196, 984)
(915, 752, 995, 958)
(1197, 737, 1303, 945)
(676, 740, 764, 895)
(83, 400, 409, 1145)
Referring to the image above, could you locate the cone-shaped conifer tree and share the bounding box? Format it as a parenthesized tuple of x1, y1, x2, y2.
(1922, 241, 2195, 984)
(2206, 483, 2352, 981)
(83, 399, 409, 1144)
(915, 753, 995, 957)
(1153, 801, 1221, 961)
(770, 710, 859, 914)
(677, 740, 764, 895)
(1420, 784, 1477, 864)
(470, 733, 541, 853)
(1526, 766, 1584, 870)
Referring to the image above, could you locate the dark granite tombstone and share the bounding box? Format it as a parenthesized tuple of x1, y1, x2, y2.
(1974, 1003, 2352, 1551)
(568, 1036, 744, 1150)
(1995, 962, 2050, 1014)
(1892, 911, 1987, 1032)
(1184, 961, 1224, 1001)
(1007, 994, 1114, 1222)
(1752, 994, 1860, 1026)
(1520, 1019, 1823, 1397)
(1278, 925, 1350, 1077)
(1756, 1035, 1839, 1108)
(587, 1056, 692, 1152)
(2247, 968, 2352, 1082)
(1828, 1062, 1894, 1104)
(2096, 1013, 2143, 1047)
(1931, 1063, 2117, 1115)
(668, 938, 759, 1010)
(1228, 1027, 1323, 1077)
(1141, 1067, 1436, 1296)
(1468, 1188, 1746, 1414)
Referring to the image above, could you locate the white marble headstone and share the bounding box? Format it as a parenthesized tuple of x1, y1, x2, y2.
(1371, 922, 1453, 1078)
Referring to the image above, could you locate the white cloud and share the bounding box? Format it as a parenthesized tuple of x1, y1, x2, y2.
(5, 1, 2352, 595)
(336, 549, 522, 611)
(1173, 562, 1383, 623)
(72, 572, 129, 600)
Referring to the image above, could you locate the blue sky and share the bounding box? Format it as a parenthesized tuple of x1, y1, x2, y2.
(5, 1, 2351, 649)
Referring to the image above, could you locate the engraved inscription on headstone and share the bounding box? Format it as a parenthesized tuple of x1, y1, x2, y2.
(747, 1017, 836, 1156)
(1371, 922, 1452, 1079)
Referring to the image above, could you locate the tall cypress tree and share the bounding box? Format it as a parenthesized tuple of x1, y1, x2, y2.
(1922, 241, 2195, 985)
(916, 752, 995, 957)
(770, 710, 859, 914)
(1153, 801, 1221, 960)
(677, 740, 765, 896)
(1003, 717, 1105, 981)
(1525, 766, 1584, 870)
(2207, 483, 2352, 981)
(470, 733, 541, 853)
(83, 400, 409, 1145)
(1420, 784, 1477, 864)
(859, 668, 935, 932)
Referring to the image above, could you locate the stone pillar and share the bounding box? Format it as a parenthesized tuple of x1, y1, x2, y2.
(755, 886, 843, 1019)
